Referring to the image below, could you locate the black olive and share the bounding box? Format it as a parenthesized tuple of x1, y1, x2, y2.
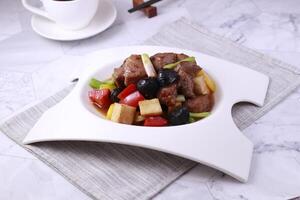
(161, 104, 168, 112)
(110, 87, 123, 102)
(168, 106, 189, 125)
(158, 69, 179, 87)
(137, 77, 160, 99)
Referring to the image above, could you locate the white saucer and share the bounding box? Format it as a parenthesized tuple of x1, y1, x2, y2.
(31, 0, 117, 41)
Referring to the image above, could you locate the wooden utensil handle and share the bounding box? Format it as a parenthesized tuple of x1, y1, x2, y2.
(132, 0, 157, 18)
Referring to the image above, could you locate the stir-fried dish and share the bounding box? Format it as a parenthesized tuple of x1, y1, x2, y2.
(88, 52, 216, 126)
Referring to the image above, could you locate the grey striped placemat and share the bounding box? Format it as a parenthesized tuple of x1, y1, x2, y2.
(1, 18, 300, 200)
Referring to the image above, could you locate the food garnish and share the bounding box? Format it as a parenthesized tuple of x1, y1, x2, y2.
(88, 53, 215, 126)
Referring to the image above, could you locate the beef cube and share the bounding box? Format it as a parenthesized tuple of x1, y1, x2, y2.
(150, 53, 177, 71)
(124, 55, 147, 85)
(177, 69, 196, 98)
(157, 83, 177, 107)
(176, 53, 189, 61)
(113, 65, 125, 87)
(113, 55, 147, 86)
(185, 94, 214, 113)
(175, 61, 201, 77)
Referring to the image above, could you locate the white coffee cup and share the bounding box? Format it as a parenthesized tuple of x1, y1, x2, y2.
(22, 0, 99, 30)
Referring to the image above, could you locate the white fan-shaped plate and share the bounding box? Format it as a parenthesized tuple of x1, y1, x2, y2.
(23, 46, 269, 182)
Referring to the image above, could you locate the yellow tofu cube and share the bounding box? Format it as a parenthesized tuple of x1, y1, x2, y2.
(106, 103, 115, 120)
(194, 76, 210, 95)
(138, 98, 163, 116)
(110, 103, 136, 124)
(197, 70, 216, 92)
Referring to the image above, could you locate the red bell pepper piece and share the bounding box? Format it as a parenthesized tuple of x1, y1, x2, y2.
(88, 89, 112, 109)
(120, 91, 145, 107)
(144, 116, 168, 127)
(117, 84, 137, 100)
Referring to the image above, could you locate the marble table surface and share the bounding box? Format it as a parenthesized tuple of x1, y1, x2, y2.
(1, 0, 300, 199)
